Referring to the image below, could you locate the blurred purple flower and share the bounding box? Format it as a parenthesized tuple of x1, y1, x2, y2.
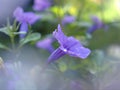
(33, 0, 51, 11)
(62, 15, 75, 25)
(87, 16, 108, 34)
(36, 37, 55, 53)
(13, 7, 40, 38)
(47, 24, 91, 63)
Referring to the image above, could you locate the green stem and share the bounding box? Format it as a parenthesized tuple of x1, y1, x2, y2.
(55, 0, 64, 25)
(11, 36, 15, 50)
(77, 0, 86, 21)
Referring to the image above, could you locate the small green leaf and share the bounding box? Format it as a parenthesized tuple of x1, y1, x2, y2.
(20, 33, 41, 45)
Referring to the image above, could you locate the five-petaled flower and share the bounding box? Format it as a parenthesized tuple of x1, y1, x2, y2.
(87, 16, 108, 34)
(13, 7, 40, 38)
(36, 37, 55, 53)
(33, 0, 51, 11)
(47, 24, 91, 63)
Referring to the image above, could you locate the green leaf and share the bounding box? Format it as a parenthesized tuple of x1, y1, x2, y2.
(13, 32, 26, 35)
(0, 43, 10, 50)
(20, 33, 41, 46)
(0, 27, 10, 36)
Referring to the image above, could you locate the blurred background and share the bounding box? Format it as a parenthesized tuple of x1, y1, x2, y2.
(0, 0, 120, 90)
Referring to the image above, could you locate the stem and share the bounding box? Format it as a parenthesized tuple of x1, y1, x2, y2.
(55, 0, 64, 25)
(77, 0, 86, 21)
(11, 36, 15, 50)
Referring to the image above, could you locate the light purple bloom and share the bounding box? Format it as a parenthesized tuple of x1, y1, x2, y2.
(33, 0, 51, 11)
(13, 7, 40, 38)
(36, 37, 55, 53)
(87, 16, 108, 34)
(62, 15, 75, 25)
(13, 7, 39, 24)
(47, 24, 91, 63)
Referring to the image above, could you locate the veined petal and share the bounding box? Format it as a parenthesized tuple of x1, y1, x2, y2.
(53, 24, 67, 45)
(47, 47, 66, 63)
(19, 23, 28, 38)
(68, 45, 91, 59)
(64, 36, 82, 49)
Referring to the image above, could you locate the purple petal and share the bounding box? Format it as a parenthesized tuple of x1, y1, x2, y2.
(59, 36, 91, 59)
(53, 24, 67, 45)
(47, 47, 66, 63)
(87, 25, 99, 34)
(68, 45, 91, 59)
(62, 15, 75, 25)
(33, 0, 51, 11)
(13, 7, 24, 23)
(13, 7, 40, 24)
(36, 38, 54, 53)
(87, 16, 104, 34)
(91, 16, 103, 28)
(19, 23, 28, 38)
(91, 16, 101, 24)
(23, 12, 40, 24)
(63, 36, 82, 49)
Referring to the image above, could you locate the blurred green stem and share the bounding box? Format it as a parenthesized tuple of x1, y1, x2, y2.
(54, 0, 64, 25)
(10, 35, 15, 50)
(77, 0, 86, 21)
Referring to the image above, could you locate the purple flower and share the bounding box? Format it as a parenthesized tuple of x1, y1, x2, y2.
(36, 37, 55, 53)
(13, 7, 40, 38)
(62, 15, 75, 25)
(87, 16, 108, 34)
(47, 24, 91, 63)
(33, 0, 51, 11)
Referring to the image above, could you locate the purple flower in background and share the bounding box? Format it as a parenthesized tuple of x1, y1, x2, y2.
(33, 0, 51, 11)
(13, 7, 40, 38)
(47, 24, 91, 63)
(62, 15, 75, 25)
(87, 16, 108, 34)
(36, 37, 55, 53)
